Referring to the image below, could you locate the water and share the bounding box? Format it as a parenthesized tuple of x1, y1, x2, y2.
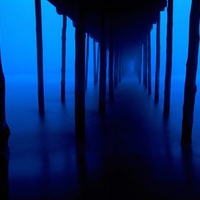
(5, 74, 200, 199)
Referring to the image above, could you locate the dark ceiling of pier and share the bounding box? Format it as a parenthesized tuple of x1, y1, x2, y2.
(48, 0, 167, 53)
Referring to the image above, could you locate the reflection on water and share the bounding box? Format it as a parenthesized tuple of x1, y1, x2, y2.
(2, 76, 200, 199)
(0, 125, 10, 200)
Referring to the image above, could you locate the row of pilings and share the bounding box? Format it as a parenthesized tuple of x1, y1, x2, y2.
(1, 1, 200, 177)
(30, 0, 200, 143)
(131, 0, 200, 144)
(34, 0, 123, 141)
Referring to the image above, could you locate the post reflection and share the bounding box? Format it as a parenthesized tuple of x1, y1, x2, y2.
(0, 125, 10, 200)
(76, 142, 87, 200)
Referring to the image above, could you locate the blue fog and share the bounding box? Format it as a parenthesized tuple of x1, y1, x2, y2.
(1, 1, 200, 140)
(2, 1, 200, 199)
(1, 1, 200, 139)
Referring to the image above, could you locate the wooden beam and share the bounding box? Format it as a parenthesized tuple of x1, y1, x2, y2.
(61, 15, 67, 103)
(154, 13, 161, 103)
(35, 0, 45, 115)
(163, 0, 173, 116)
(75, 1, 85, 141)
(181, 0, 200, 144)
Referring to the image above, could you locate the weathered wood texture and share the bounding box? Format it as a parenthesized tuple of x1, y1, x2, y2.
(35, 0, 45, 115)
(181, 0, 200, 144)
(163, 0, 173, 116)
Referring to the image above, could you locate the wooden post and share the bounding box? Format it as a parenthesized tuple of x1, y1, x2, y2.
(75, 1, 85, 141)
(108, 22, 114, 101)
(35, 0, 45, 115)
(143, 36, 148, 89)
(96, 43, 100, 85)
(0, 51, 10, 200)
(147, 31, 152, 95)
(93, 39, 97, 85)
(137, 43, 142, 84)
(118, 51, 122, 83)
(154, 13, 161, 103)
(61, 15, 67, 103)
(114, 48, 119, 88)
(99, 11, 107, 115)
(85, 33, 89, 90)
(163, 0, 173, 116)
(181, 0, 200, 144)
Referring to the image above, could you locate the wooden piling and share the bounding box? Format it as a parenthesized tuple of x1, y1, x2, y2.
(93, 39, 97, 85)
(138, 43, 142, 84)
(154, 13, 161, 103)
(147, 31, 152, 95)
(0, 50, 10, 200)
(85, 33, 89, 90)
(181, 0, 200, 144)
(114, 48, 119, 88)
(99, 11, 107, 115)
(96, 43, 100, 84)
(75, 1, 85, 141)
(143, 36, 148, 89)
(61, 15, 67, 103)
(163, 0, 173, 116)
(35, 0, 45, 115)
(108, 23, 114, 101)
(118, 51, 122, 83)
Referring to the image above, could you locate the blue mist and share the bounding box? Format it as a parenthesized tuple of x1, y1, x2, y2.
(1, 0, 200, 199)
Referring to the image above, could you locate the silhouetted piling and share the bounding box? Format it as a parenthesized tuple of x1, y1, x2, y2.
(0, 50, 10, 200)
(108, 23, 114, 101)
(137, 43, 142, 84)
(85, 33, 89, 90)
(143, 36, 148, 89)
(61, 15, 67, 103)
(75, 1, 85, 141)
(147, 31, 152, 95)
(99, 10, 107, 115)
(96, 43, 100, 84)
(163, 0, 173, 116)
(93, 39, 97, 85)
(114, 48, 119, 88)
(35, 0, 45, 115)
(118, 52, 122, 83)
(154, 13, 161, 103)
(181, 0, 200, 144)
